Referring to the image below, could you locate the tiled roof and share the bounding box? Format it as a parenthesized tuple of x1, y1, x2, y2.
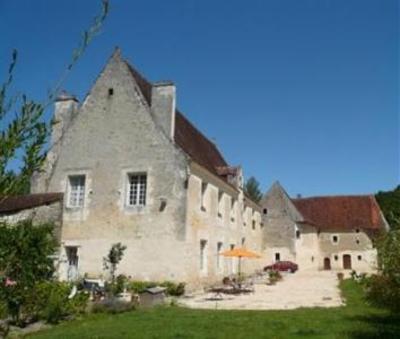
(0, 193, 63, 213)
(124, 59, 229, 181)
(174, 111, 228, 177)
(292, 195, 387, 231)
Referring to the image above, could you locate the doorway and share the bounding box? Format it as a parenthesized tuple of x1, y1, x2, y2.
(343, 254, 352, 270)
(323, 257, 331, 270)
(66, 246, 79, 281)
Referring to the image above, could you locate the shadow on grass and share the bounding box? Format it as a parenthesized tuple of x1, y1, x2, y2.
(344, 313, 400, 339)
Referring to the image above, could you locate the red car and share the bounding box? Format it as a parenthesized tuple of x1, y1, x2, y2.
(264, 261, 298, 273)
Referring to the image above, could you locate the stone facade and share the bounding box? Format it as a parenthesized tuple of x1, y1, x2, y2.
(261, 182, 388, 273)
(30, 49, 264, 288)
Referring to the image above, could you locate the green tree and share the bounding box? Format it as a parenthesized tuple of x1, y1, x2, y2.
(0, 220, 57, 324)
(103, 243, 127, 284)
(366, 222, 400, 313)
(0, 0, 109, 199)
(375, 186, 400, 229)
(244, 176, 263, 203)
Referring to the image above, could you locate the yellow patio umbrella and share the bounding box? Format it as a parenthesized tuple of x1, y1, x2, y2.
(220, 247, 261, 281)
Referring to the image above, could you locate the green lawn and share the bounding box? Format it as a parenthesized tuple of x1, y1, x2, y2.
(29, 280, 399, 339)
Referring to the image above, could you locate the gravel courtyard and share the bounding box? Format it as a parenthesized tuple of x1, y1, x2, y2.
(180, 270, 344, 310)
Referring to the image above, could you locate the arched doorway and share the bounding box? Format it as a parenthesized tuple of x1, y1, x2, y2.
(323, 257, 331, 270)
(343, 254, 352, 269)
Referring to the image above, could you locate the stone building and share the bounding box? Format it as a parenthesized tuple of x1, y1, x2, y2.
(261, 182, 389, 272)
(29, 48, 264, 287)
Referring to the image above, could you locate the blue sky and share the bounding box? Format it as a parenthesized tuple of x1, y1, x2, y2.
(1, 0, 398, 196)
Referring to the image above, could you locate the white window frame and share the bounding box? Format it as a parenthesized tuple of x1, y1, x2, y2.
(126, 173, 147, 207)
(67, 175, 86, 208)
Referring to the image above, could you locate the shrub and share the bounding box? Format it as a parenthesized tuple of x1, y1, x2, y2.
(0, 221, 57, 325)
(23, 281, 89, 324)
(92, 299, 134, 314)
(268, 270, 282, 284)
(127, 281, 185, 296)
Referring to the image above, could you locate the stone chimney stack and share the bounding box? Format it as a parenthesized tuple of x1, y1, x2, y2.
(151, 81, 176, 140)
(30, 91, 78, 194)
(52, 91, 79, 144)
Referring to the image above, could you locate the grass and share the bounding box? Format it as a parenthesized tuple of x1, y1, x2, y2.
(28, 280, 400, 339)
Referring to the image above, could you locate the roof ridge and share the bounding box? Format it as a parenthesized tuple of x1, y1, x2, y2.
(292, 194, 375, 201)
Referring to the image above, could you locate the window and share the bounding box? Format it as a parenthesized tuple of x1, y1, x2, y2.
(275, 252, 280, 262)
(358, 255, 362, 261)
(230, 198, 236, 222)
(230, 244, 236, 273)
(201, 182, 207, 211)
(334, 255, 339, 261)
(296, 230, 301, 239)
(263, 208, 268, 215)
(332, 235, 339, 244)
(127, 174, 147, 206)
(108, 88, 114, 96)
(200, 240, 208, 273)
(252, 220, 256, 230)
(356, 239, 360, 245)
(68, 175, 85, 208)
(217, 242, 223, 271)
(241, 237, 246, 246)
(356, 228, 360, 233)
(217, 191, 223, 218)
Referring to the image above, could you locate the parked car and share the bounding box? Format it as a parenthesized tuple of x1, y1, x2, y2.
(264, 261, 298, 273)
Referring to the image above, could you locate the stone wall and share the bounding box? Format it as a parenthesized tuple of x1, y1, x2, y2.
(34, 52, 191, 283)
(0, 201, 63, 241)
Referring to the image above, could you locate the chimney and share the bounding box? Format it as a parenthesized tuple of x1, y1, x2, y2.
(30, 91, 78, 193)
(52, 91, 79, 144)
(151, 81, 176, 140)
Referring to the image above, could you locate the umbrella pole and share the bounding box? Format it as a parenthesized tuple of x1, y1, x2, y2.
(238, 256, 242, 286)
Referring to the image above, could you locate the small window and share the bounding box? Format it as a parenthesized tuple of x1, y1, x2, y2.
(275, 253, 280, 262)
(358, 255, 362, 261)
(108, 88, 114, 96)
(356, 228, 360, 233)
(311, 256, 314, 262)
(217, 191, 223, 218)
(296, 230, 301, 239)
(201, 182, 207, 211)
(334, 255, 339, 261)
(216, 242, 223, 271)
(127, 174, 147, 206)
(241, 237, 246, 246)
(252, 220, 256, 230)
(356, 239, 360, 245)
(230, 198, 236, 222)
(263, 208, 268, 215)
(332, 235, 339, 243)
(200, 240, 208, 273)
(68, 175, 85, 208)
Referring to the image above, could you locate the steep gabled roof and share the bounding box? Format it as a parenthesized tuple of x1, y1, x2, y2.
(123, 57, 229, 181)
(0, 193, 63, 214)
(174, 111, 228, 177)
(292, 195, 387, 231)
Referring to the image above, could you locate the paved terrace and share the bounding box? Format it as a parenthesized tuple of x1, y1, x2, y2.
(180, 270, 344, 310)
